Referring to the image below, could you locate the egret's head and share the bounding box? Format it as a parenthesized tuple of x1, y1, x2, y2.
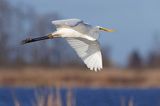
(97, 26, 115, 32)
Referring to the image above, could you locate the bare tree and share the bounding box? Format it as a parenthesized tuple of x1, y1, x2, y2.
(147, 52, 160, 68)
(147, 33, 160, 68)
(0, 0, 11, 66)
(101, 46, 112, 67)
(128, 50, 143, 69)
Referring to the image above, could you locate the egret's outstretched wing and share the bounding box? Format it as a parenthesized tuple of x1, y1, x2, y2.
(52, 19, 83, 28)
(52, 19, 99, 39)
(66, 38, 102, 71)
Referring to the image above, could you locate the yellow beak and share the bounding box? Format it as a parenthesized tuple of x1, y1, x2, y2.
(99, 27, 115, 32)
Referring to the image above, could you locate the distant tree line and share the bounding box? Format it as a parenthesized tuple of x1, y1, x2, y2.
(128, 35, 160, 69)
(0, 0, 111, 68)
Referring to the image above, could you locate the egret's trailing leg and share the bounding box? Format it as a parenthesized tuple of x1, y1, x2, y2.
(21, 33, 58, 44)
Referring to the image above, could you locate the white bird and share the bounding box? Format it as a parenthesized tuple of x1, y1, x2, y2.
(22, 19, 114, 71)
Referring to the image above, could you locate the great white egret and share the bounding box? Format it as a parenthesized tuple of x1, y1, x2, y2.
(21, 19, 114, 71)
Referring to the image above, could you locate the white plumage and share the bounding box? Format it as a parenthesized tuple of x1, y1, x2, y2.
(66, 38, 102, 71)
(22, 19, 114, 71)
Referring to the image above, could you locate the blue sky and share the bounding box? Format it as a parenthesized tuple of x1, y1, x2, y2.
(11, 0, 160, 65)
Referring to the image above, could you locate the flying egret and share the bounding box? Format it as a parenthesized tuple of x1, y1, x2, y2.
(21, 19, 114, 71)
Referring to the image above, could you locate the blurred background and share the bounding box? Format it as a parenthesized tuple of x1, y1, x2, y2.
(0, 0, 160, 106)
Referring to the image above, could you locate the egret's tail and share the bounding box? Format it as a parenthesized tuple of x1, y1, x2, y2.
(21, 33, 53, 45)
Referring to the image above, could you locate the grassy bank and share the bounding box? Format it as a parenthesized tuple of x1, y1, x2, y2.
(0, 67, 160, 87)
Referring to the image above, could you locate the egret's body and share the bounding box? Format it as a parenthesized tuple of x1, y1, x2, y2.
(22, 19, 114, 71)
(53, 28, 96, 41)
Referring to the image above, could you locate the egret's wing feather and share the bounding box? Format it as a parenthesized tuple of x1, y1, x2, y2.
(52, 19, 99, 39)
(72, 22, 100, 39)
(52, 19, 83, 28)
(66, 38, 102, 71)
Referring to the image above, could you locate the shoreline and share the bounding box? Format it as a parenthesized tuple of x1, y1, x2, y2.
(0, 67, 160, 88)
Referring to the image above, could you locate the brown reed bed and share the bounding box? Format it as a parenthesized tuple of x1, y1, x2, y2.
(0, 67, 160, 88)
